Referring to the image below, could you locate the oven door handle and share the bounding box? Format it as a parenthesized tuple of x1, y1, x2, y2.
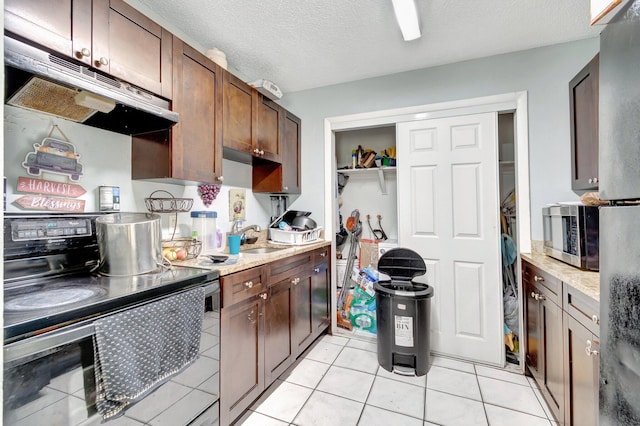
(4, 322, 95, 364)
(5, 281, 219, 364)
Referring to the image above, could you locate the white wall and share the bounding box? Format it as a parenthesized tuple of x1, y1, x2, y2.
(3, 106, 273, 238)
(279, 38, 600, 241)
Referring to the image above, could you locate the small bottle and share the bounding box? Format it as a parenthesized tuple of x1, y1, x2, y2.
(216, 228, 222, 249)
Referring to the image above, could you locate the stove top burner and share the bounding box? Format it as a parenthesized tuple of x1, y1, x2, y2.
(4, 287, 106, 311)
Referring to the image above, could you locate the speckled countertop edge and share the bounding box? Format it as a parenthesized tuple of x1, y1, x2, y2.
(521, 241, 600, 302)
(173, 239, 331, 276)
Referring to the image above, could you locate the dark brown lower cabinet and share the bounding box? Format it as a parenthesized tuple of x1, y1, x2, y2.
(524, 265, 564, 423)
(264, 278, 294, 383)
(311, 250, 330, 335)
(563, 313, 599, 426)
(220, 247, 331, 424)
(292, 273, 314, 355)
(524, 259, 601, 426)
(220, 294, 264, 426)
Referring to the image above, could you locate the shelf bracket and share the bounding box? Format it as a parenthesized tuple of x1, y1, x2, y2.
(377, 168, 387, 194)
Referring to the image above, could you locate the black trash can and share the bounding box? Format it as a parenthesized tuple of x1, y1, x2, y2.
(374, 248, 434, 376)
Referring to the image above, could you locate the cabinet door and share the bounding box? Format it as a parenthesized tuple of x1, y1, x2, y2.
(264, 280, 294, 383)
(220, 296, 264, 426)
(525, 281, 543, 382)
(311, 259, 330, 337)
(4, 0, 92, 66)
(256, 97, 282, 162)
(292, 273, 314, 356)
(564, 313, 599, 426)
(132, 39, 223, 182)
(170, 40, 223, 183)
(252, 108, 301, 194)
(92, 0, 172, 97)
(542, 294, 565, 422)
(222, 71, 257, 154)
(282, 110, 302, 194)
(569, 54, 599, 191)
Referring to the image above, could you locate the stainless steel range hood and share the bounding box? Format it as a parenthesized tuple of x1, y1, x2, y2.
(4, 36, 178, 135)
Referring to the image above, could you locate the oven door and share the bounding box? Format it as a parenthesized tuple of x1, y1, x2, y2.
(3, 283, 220, 426)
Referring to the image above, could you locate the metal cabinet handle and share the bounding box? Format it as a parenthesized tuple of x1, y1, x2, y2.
(253, 148, 259, 154)
(247, 310, 256, 323)
(291, 277, 300, 285)
(80, 47, 91, 57)
(98, 57, 109, 66)
(592, 314, 600, 325)
(314, 267, 320, 273)
(320, 252, 327, 257)
(593, 177, 599, 183)
(534, 275, 545, 282)
(284, 186, 289, 191)
(586, 339, 599, 357)
(244, 281, 253, 289)
(259, 150, 265, 155)
(260, 292, 267, 300)
(530, 291, 546, 301)
(588, 178, 593, 184)
(217, 176, 224, 182)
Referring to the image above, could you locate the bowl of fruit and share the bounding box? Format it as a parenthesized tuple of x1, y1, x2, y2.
(162, 238, 202, 261)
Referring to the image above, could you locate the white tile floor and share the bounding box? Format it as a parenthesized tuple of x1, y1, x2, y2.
(234, 334, 559, 426)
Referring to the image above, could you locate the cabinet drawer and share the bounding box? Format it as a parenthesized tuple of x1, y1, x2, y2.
(269, 251, 313, 285)
(221, 266, 266, 306)
(313, 246, 330, 264)
(523, 261, 562, 305)
(563, 284, 600, 337)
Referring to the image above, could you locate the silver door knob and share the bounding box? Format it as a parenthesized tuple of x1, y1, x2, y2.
(217, 176, 224, 182)
(588, 178, 593, 184)
(530, 292, 545, 301)
(585, 339, 599, 357)
(593, 177, 599, 183)
(314, 268, 320, 273)
(534, 275, 545, 282)
(80, 47, 91, 57)
(98, 57, 109, 66)
(260, 292, 267, 300)
(284, 186, 289, 191)
(592, 314, 600, 324)
(244, 281, 253, 289)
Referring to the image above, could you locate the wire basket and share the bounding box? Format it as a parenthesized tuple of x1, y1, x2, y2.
(162, 238, 202, 260)
(145, 190, 193, 213)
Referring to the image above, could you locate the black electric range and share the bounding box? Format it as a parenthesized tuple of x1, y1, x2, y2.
(3, 212, 219, 343)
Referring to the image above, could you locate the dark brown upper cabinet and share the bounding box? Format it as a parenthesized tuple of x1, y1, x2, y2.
(569, 54, 599, 191)
(132, 38, 223, 184)
(4, 0, 172, 99)
(252, 110, 301, 194)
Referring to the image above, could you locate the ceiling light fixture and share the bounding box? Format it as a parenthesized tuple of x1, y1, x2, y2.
(391, 0, 421, 41)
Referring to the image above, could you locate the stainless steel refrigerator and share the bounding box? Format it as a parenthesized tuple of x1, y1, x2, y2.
(598, 1, 640, 424)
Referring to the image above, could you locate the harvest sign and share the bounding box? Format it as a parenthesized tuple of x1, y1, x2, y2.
(17, 176, 86, 197)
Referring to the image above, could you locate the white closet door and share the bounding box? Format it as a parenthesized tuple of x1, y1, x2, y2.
(397, 112, 503, 366)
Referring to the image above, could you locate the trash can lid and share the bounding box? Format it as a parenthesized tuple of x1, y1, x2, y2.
(374, 280, 434, 298)
(377, 248, 426, 281)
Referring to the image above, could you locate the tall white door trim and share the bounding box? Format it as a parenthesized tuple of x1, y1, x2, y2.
(324, 93, 530, 365)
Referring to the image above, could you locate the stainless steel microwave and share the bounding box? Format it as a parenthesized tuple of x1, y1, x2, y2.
(542, 204, 599, 271)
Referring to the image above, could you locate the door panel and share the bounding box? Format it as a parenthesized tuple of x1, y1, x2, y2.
(453, 261, 483, 338)
(452, 164, 480, 237)
(397, 112, 502, 365)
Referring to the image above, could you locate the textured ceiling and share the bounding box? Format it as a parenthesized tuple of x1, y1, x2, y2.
(127, 0, 602, 94)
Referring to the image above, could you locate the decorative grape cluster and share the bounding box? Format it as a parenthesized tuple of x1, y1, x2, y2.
(197, 184, 220, 207)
